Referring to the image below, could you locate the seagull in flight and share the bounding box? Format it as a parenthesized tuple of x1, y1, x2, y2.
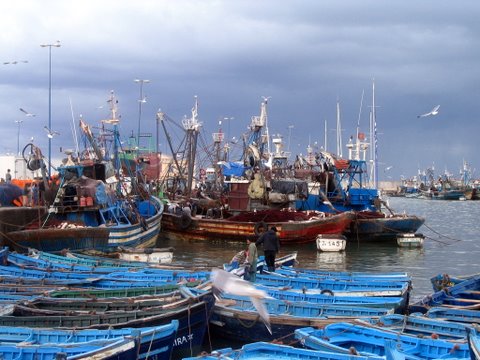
(418, 105, 440, 118)
(44, 126, 60, 139)
(19, 108, 36, 117)
(211, 268, 272, 334)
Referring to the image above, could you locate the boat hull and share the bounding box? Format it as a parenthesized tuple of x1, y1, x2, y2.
(4, 197, 163, 253)
(161, 211, 354, 244)
(347, 214, 425, 240)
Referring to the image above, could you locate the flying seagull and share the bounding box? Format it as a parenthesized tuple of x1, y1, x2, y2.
(417, 105, 440, 118)
(44, 126, 60, 139)
(211, 268, 272, 334)
(19, 108, 36, 117)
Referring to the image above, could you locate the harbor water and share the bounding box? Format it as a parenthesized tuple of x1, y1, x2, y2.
(158, 197, 480, 302)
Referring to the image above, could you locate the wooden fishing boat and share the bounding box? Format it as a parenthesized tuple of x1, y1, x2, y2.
(295, 140, 425, 241)
(48, 283, 193, 299)
(0, 321, 178, 360)
(254, 273, 411, 298)
(224, 252, 297, 276)
(183, 341, 386, 360)
(161, 209, 355, 244)
(34, 248, 163, 268)
(261, 288, 406, 313)
(108, 246, 174, 264)
(274, 266, 411, 283)
(295, 323, 469, 359)
(0, 290, 215, 360)
(5, 194, 164, 253)
(4, 93, 164, 253)
(0, 337, 139, 360)
(209, 295, 393, 343)
(410, 273, 480, 313)
(357, 313, 472, 340)
(468, 327, 480, 360)
(22, 290, 187, 312)
(0, 259, 210, 287)
(396, 232, 425, 248)
(426, 307, 480, 324)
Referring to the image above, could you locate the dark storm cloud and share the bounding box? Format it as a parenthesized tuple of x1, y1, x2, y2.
(1, 0, 480, 178)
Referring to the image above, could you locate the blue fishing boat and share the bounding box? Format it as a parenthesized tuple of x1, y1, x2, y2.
(262, 288, 406, 313)
(224, 252, 297, 275)
(273, 266, 411, 283)
(0, 289, 215, 360)
(295, 323, 470, 359)
(183, 341, 386, 360)
(426, 307, 480, 324)
(467, 327, 480, 360)
(431, 273, 473, 292)
(0, 337, 139, 360)
(0, 321, 178, 359)
(34, 248, 165, 268)
(358, 314, 472, 340)
(410, 273, 480, 312)
(4, 92, 164, 253)
(254, 273, 411, 298)
(210, 294, 392, 342)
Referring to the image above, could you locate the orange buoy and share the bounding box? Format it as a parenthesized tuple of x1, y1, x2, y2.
(79, 196, 86, 207)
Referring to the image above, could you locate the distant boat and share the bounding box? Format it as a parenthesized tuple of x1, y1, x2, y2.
(396, 233, 425, 248)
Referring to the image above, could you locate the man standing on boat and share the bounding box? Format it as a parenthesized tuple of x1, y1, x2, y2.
(245, 237, 258, 282)
(256, 226, 280, 272)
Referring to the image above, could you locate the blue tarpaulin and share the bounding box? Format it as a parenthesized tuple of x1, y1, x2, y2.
(222, 162, 248, 177)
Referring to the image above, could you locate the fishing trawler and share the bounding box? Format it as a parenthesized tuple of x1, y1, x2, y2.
(4, 92, 164, 253)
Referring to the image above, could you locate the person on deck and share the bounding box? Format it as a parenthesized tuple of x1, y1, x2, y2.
(244, 237, 258, 282)
(5, 169, 11, 184)
(256, 226, 280, 272)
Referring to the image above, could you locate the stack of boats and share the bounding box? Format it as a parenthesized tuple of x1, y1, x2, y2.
(1, 245, 480, 359)
(0, 247, 215, 359)
(189, 267, 480, 360)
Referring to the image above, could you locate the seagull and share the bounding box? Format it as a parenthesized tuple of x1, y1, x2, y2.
(19, 108, 36, 117)
(211, 268, 271, 334)
(3, 60, 28, 65)
(418, 105, 440, 118)
(44, 126, 60, 139)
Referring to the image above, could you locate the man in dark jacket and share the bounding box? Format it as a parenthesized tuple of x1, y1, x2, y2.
(256, 226, 280, 272)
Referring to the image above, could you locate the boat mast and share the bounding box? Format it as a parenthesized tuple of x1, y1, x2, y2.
(372, 80, 378, 189)
(324, 119, 327, 152)
(182, 96, 202, 197)
(336, 98, 343, 158)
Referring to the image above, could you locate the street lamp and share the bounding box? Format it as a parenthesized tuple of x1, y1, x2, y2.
(134, 79, 150, 149)
(15, 119, 23, 156)
(287, 125, 294, 152)
(40, 40, 61, 176)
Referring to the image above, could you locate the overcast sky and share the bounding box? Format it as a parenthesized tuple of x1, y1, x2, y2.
(2, 0, 479, 180)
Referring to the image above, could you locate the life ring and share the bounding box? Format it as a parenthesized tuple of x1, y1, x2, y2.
(178, 213, 192, 230)
(254, 221, 268, 236)
(320, 289, 334, 296)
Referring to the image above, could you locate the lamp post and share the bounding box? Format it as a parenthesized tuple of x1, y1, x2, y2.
(40, 40, 61, 177)
(15, 119, 23, 156)
(134, 79, 150, 149)
(287, 125, 294, 152)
